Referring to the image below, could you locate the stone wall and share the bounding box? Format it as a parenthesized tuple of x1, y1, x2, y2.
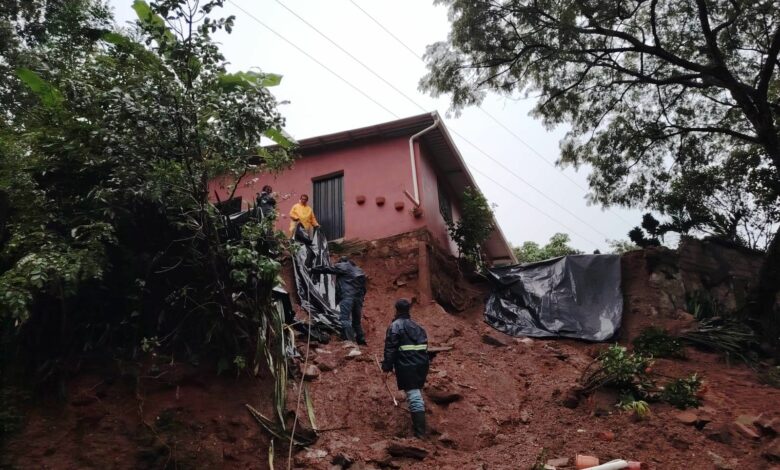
(620, 237, 765, 340)
(677, 237, 765, 313)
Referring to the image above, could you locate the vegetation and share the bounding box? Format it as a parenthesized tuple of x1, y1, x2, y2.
(0, 387, 25, 444)
(513, 233, 582, 264)
(618, 396, 651, 419)
(633, 327, 686, 359)
(421, 0, 780, 350)
(607, 239, 641, 255)
(580, 345, 653, 396)
(682, 290, 758, 363)
(629, 214, 664, 248)
(446, 186, 495, 269)
(0, 0, 295, 387)
(681, 317, 758, 363)
(579, 345, 702, 410)
(686, 290, 726, 320)
(529, 448, 549, 470)
(660, 374, 703, 410)
(759, 366, 780, 388)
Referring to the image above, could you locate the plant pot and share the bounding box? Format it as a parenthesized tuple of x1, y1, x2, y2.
(356, 195, 366, 205)
(576, 454, 600, 469)
(394, 201, 404, 211)
(375, 196, 385, 206)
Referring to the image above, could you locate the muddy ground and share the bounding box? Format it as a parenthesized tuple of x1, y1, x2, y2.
(3, 247, 780, 469)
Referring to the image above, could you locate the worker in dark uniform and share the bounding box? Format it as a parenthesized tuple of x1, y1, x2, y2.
(381, 299, 430, 438)
(255, 185, 277, 221)
(311, 256, 367, 345)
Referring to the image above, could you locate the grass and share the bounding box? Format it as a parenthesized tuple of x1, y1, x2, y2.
(633, 327, 686, 359)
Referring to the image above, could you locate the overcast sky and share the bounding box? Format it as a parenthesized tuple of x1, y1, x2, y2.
(109, 0, 645, 252)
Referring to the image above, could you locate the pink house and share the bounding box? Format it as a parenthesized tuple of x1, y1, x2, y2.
(209, 112, 515, 265)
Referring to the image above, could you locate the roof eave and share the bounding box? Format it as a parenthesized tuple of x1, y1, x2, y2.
(426, 112, 517, 264)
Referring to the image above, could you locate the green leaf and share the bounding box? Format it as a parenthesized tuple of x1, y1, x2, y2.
(132, 0, 175, 43)
(101, 31, 132, 47)
(217, 71, 283, 92)
(15, 68, 64, 109)
(303, 384, 317, 431)
(263, 128, 296, 150)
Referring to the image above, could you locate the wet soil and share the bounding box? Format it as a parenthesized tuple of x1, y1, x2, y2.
(4, 243, 780, 469)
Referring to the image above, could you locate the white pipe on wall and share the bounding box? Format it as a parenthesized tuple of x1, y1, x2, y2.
(406, 117, 440, 207)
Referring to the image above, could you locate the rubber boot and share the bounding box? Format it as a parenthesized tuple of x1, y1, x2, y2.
(411, 411, 426, 439)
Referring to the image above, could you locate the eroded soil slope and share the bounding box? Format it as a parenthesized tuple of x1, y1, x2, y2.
(4, 244, 780, 469)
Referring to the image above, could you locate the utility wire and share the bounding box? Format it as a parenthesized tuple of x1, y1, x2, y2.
(262, 0, 614, 241)
(228, 2, 399, 119)
(228, 0, 606, 246)
(468, 166, 600, 247)
(346, 0, 633, 225)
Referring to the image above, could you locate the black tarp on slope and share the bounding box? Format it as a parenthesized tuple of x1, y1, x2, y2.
(291, 225, 341, 333)
(485, 254, 623, 341)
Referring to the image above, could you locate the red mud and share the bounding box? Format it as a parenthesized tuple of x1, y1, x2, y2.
(4, 243, 780, 469)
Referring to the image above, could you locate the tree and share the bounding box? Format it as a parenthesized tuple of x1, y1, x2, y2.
(629, 213, 663, 247)
(607, 239, 641, 254)
(0, 0, 294, 378)
(513, 233, 582, 263)
(446, 187, 495, 269)
(421, 0, 780, 347)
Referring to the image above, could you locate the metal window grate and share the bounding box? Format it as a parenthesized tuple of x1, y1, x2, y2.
(313, 174, 344, 240)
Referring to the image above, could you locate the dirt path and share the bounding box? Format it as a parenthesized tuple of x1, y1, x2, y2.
(294, 250, 780, 469)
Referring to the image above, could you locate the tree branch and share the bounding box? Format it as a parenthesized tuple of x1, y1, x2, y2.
(665, 124, 759, 143)
(694, 0, 727, 66)
(756, 24, 780, 100)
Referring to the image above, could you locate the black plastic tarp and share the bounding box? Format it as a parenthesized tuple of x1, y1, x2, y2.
(291, 225, 341, 333)
(485, 254, 623, 341)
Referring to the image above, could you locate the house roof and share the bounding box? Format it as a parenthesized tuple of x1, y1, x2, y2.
(294, 112, 517, 264)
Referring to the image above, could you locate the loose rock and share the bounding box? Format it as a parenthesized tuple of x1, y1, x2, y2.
(303, 364, 321, 380)
(705, 423, 733, 444)
(764, 440, 780, 462)
(426, 387, 462, 405)
(596, 430, 615, 441)
(675, 411, 698, 425)
(438, 433, 455, 447)
(755, 413, 780, 435)
(480, 334, 507, 347)
(546, 457, 569, 467)
(561, 391, 580, 409)
(315, 356, 339, 372)
(708, 451, 738, 470)
(387, 441, 428, 460)
(733, 421, 761, 440)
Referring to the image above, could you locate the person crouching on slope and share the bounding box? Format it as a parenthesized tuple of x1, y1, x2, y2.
(311, 256, 367, 346)
(381, 299, 430, 438)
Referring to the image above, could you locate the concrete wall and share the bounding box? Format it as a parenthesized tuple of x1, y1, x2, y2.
(208, 136, 457, 255)
(416, 141, 462, 256)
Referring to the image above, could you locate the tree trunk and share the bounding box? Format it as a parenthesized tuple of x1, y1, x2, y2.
(756, 224, 780, 358)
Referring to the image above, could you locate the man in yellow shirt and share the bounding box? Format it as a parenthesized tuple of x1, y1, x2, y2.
(289, 194, 319, 237)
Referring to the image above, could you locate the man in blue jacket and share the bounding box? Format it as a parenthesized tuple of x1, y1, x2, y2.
(311, 256, 367, 345)
(381, 299, 430, 438)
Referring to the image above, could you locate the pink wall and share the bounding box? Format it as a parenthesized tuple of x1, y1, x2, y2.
(416, 142, 463, 256)
(209, 136, 436, 242)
